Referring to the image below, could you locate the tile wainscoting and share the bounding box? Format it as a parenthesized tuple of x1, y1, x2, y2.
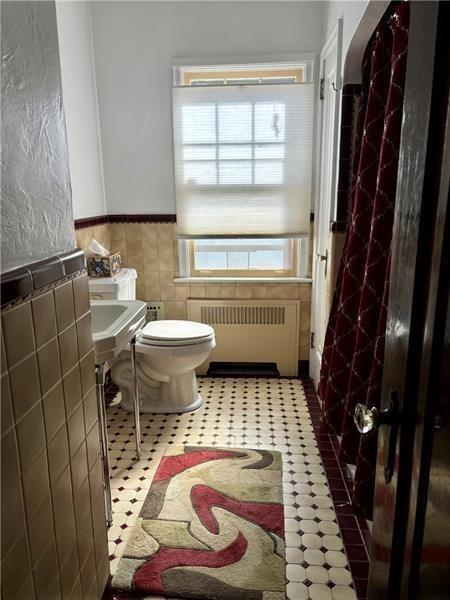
(75, 219, 313, 362)
(1, 263, 109, 599)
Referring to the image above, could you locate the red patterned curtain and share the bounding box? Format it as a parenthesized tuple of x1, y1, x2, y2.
(318, 2, 410, 519)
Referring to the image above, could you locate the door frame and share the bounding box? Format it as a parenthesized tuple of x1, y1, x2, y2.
(310, 18, 343, 387)
(369, 2, 449, 597)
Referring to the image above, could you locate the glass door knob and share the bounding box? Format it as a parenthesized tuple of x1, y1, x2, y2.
(354, 404, 379, 434)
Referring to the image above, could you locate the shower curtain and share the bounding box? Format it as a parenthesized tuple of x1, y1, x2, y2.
(318, 1, 410, 519)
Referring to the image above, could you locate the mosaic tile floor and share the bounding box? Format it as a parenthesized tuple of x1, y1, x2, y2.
(106, 377, 369, 600)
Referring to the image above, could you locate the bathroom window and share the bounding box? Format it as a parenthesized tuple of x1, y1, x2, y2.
(179, 237, 309, 279)
(173, 61, 314, 279)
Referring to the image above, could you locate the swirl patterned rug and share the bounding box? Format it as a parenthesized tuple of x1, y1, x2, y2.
(112, 445, 286, 599)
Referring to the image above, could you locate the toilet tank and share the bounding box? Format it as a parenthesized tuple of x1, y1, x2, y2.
(88, 268, 137, 300)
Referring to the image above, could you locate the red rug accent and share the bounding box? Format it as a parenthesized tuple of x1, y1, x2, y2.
(191, 484, 285, 538)
(133, 532, 248, 594)
(153, 450, 237, 482)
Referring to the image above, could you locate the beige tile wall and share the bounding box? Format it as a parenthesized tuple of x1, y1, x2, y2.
(76, 222, 312, 361)
(1, 272, 109, 599)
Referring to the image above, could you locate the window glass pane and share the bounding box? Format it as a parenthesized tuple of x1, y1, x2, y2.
(183, 145, 216, 160)
(255, 144, 285, 159)
(227, 252, 250, 269)
(184, 161, 216, 185)
(182, 104, 216, 143)
(219, 161, 252, 185)
(254, 103, 286, 142)
(194, 248, 227, 269)
(254, 161, 284, 185)
(218, 103, 252, 142)
(193, 239, 291, 271)
(219, 145, 252, 160)
(249, 250, 285, 269)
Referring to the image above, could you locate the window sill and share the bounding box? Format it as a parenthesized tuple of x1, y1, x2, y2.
(174, 276, 312, 284)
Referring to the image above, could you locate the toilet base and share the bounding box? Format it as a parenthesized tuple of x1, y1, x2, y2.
(119, 371, 203, 414)
(136, 393, 203, 414)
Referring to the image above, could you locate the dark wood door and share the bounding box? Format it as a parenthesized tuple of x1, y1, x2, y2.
(367, 2, 450, 598)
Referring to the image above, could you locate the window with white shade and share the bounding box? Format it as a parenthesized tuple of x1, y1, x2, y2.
(172, 63, 314, 278)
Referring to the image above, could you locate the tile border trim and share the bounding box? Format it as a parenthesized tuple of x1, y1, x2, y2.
(74, 214, 177, 230)
(1, 248, 86, 308)
(302, 377, 371, 600)
(75, 213, 315, 229)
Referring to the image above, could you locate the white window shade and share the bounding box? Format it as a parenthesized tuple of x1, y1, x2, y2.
(172, 83, 314, 238)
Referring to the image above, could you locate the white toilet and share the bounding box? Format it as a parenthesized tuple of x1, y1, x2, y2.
(137, 320, 215, 412)
(110, 320, 215, 413)
(88, 269, 216, 413)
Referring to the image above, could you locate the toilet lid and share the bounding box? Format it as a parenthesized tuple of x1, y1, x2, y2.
(138, 320, 214, 346)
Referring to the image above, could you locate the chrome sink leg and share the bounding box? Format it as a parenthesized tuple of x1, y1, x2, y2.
(130, 336, 141, 460)
(95, 363, 113, 527)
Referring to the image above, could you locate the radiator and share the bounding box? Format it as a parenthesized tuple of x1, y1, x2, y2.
(187, 299, 300, 376)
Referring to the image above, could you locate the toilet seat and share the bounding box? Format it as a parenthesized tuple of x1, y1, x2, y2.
(138, 320, 215, 347)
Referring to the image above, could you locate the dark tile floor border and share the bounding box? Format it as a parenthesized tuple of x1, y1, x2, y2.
(302, 377, 371, 600)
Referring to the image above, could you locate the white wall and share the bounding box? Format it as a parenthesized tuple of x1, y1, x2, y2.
(56, 0, 106, 220)
(322, 0, 369, 63)
(90, 1, 324, 215)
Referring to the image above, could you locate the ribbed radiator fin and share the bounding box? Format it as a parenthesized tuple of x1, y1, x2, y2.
(200, 305, 286, 326)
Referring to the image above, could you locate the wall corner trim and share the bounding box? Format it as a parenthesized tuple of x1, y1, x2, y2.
(1, 248, 86, 308)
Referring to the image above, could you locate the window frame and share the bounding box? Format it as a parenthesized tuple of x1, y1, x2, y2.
(178, 237, 310, 281)
(173, 57, 315, 87)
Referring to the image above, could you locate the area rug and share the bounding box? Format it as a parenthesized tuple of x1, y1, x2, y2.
(112, 446, 286, 599)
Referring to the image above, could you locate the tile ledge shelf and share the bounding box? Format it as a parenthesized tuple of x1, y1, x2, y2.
(1, 248, 86, 308)
(174, 277, 312, 284)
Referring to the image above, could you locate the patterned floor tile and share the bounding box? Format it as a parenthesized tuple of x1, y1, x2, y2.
(105, 377, 359, 599)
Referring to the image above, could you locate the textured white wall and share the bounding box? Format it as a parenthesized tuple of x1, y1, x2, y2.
(1, 1, 75, 272)
(90, 1, 324, 215)
(56, 0, 107, 220)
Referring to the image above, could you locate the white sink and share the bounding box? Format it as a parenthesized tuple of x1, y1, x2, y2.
(90, 300, 147, 363)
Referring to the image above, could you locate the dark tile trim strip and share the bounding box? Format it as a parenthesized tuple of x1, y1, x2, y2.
(301, 377, 371, 600)
(74, 214, 177, 229)
(74, 215, 108, 229)
(60, 248, 87, 276)
(76, 212, 310, 228)
(0, 267, 34, 308)
(29, 255, 65, 289)
(1, 248, 86, 308)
